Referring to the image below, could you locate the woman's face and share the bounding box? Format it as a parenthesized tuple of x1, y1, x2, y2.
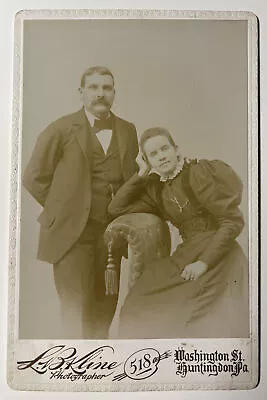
(143, 135, 179, 177)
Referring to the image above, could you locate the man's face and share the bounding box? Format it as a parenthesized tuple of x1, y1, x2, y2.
(80, 73, 115, 118)
(143, 135, 179, 177)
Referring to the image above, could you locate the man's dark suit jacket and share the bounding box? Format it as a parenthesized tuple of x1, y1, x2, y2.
(23, 108, 139, 264)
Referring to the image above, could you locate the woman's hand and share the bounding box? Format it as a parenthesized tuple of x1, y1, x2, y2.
(137, 153, 150, 177)
(181, 261, 208, 281)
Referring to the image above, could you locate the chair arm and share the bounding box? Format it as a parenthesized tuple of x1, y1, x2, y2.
(104, 213, 171, 289)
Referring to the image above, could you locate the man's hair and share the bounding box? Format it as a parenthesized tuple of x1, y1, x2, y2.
(80, 66, 115, 87)
(140, 127, 176, 157)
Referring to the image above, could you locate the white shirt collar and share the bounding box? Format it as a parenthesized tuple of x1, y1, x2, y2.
(84, 107, 111, 127)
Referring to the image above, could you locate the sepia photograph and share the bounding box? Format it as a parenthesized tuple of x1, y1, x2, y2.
(7, 9, 259, 392)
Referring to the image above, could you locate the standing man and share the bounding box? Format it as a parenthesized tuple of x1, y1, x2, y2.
(23, 66, 139, 339)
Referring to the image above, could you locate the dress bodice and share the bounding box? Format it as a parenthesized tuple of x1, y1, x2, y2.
(161, 172, 218, 241)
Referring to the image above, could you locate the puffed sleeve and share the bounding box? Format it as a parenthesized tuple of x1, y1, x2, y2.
(189, 159, 245, 268)
(108, 173, 161, 217)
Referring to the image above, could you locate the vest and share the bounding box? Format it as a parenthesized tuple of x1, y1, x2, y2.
(88, 122, 124, 224)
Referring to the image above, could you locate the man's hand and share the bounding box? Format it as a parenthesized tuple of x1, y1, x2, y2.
(181, 261, 208, 281)
(136, 153, 151, 177)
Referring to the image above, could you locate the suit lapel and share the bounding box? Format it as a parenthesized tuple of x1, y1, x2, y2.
(72, 109, 92, 164)
(112, 114, 129, 167)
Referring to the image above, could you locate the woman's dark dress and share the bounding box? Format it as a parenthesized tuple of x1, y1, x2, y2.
(108, 159, 249, 338)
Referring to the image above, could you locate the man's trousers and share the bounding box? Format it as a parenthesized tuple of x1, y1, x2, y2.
(53, 219, 119, 339)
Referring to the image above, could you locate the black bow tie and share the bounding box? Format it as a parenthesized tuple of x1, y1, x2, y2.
(93, 117, 112, 132)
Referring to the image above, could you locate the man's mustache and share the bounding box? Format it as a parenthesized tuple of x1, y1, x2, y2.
(92, 99, 110, 106)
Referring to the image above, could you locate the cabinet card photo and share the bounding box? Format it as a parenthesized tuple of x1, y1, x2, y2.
(7, 9, 259, 392)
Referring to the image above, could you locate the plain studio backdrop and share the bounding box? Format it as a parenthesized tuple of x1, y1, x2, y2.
(19, 19, 248, 338)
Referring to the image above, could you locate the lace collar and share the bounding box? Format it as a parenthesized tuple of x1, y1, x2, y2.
(159, 161, 184, 182)
(149, 157, 197, 182)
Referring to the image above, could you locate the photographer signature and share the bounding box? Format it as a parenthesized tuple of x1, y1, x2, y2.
(17, 345, 171, 381)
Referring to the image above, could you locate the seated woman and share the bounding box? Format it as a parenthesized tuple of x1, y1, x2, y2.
(108, 127, 249, 339)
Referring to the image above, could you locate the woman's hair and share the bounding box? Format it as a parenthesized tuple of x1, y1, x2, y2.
(80, 66, 114, 87)
(139, 127, 176, 158)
